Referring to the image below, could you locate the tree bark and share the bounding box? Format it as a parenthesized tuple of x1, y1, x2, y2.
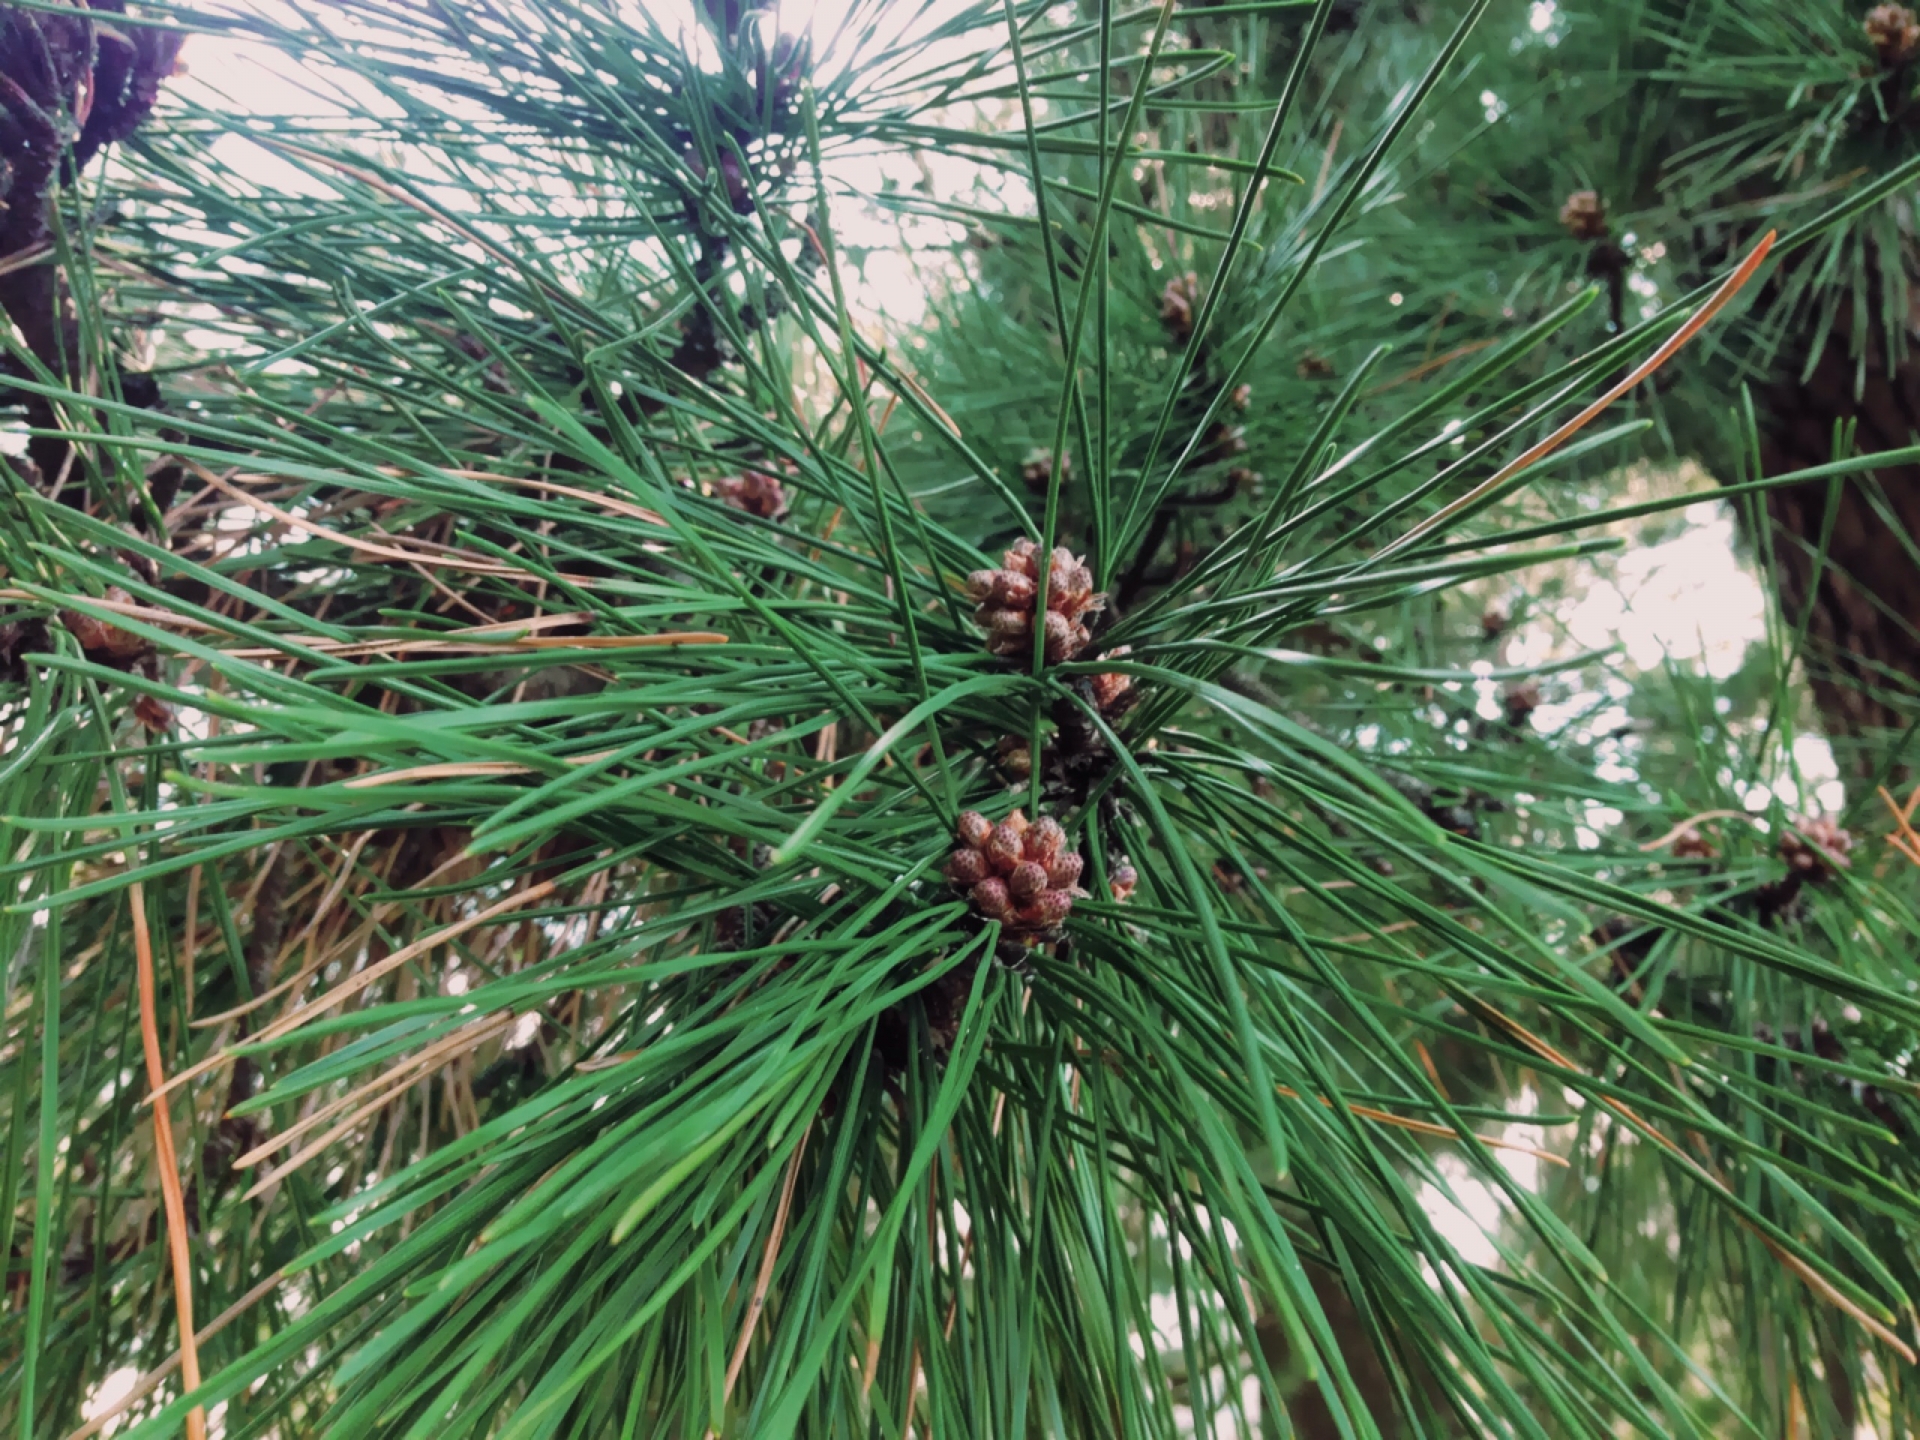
(1755, 304, 1920, 739)
(1256, 1266, 1451, 1438)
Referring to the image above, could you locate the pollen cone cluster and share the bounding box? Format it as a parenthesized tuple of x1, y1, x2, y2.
(946, 809, 1085, 937)
(967, 539, 1103, 663)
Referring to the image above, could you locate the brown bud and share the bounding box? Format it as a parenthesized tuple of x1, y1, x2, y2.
(986, 822, 1026, 873)
(1559, 189, 1607, 241)
(965, 569, 1000, 602)
(1296, 351, 1335, 380)
(1670, 829, 1716, 861)
(1159, 271, 1200, 342)
(713, 468, 788, 520)
(1867, 4, 1920, 65)
(995, 737, 1032, 779)
(1003, 808, 1029, 833)
(1020, 449, 1068, 491)
(1046, 851, 1083, 890)
(1503, 681, 1541, 727)
(1230, 383, 1252, 410)
(946, 848, 989, 886)
(956, 811, 993, 849)
(134, 694, 174, 732)
(61, 609, 115, 653)
(1207, 423, 1248, 459)
(971, 877, 1015, 922)
(1480, 607, 1508, 640)
(1090, 670, 1132, 714)
(60, 589, 149, 661)
(1004, 538, 1039, 578)
(1008, 861, 1049, 902)
(1108, 862, 1138, 902)
(1781, 816, 1852, 879)
(1023, 816, 1066, 867)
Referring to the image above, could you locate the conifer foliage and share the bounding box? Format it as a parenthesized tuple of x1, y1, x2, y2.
(0, 2, 1916, 1437)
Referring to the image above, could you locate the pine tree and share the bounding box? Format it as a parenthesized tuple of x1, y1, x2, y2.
(0, 3, 1915, 1438)
(1303, 0, 1920, 747)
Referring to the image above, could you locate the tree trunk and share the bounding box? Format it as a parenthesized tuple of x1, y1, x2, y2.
(1755, 306, 1920, 740)
(1256, 1267, 1449, 1438)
